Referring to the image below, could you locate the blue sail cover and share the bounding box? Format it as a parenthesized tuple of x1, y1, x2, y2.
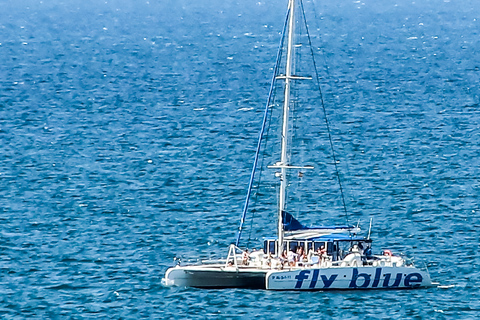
(282, 211, 355, 232)
(282, 211, 307, 231)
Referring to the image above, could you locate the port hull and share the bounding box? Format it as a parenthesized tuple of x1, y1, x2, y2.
(164, 265, 267, 289)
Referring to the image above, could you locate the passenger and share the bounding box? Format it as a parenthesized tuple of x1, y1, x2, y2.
(299, 247, 308, 263)
(383, 249, 392, 257)
(266, 252, 272, 267)
(320, 245, 326, 255)
(295, 246, 302, 265)
(287, 247, 298, 267)
(358, 242, 364, 255)
(307, 247, 315, 261)
(262, 252, 271, 268)
(280, 250, 288, 268)
(317, 245, 326, 256)
(317, 245, 327, 263)
(364, 246, 373, 259)
(242, 249, 250, 265)
(296, 246, 306, 262)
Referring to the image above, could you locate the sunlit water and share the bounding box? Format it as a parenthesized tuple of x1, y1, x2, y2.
(0, 0, 479, 318)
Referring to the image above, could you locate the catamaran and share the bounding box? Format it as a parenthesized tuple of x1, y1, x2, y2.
(162, 0, 432, 290)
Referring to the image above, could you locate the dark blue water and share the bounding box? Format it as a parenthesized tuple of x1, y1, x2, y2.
(1, 0, 479, 318)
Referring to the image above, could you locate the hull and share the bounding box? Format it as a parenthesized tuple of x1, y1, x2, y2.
(163, 265, 267, 289)
(266, 266, 432, 290)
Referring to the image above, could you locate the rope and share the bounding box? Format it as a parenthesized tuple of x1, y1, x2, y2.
(246, 95, 275, 248)
(299, 0, 350, 226)
(235, 8, 290, 247)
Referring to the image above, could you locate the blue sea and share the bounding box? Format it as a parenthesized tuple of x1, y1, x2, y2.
(1, 0, 479, 318)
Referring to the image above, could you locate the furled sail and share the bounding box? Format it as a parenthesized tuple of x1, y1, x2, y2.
(282, 211, 307, 231)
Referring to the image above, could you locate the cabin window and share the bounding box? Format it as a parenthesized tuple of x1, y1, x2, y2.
(307, 241, 313, 253)
(298, 242, 305, 250)
(288, 241, 298, 251)
(269, 241, 276, 254)
(327, 242, 334, 255)
(263, 240, 276, 255)
(314, 242, 326, 251)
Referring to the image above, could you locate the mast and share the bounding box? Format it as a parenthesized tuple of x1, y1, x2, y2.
(277, 0, 296, 256)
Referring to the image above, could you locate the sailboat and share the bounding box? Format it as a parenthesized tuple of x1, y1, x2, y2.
(162, 0, 432, 290)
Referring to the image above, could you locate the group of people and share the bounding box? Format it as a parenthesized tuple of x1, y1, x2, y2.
(350, 243, 374, 259)
(238, 245, 329, 268)
(233, 242, 379, 269)
(281, 245, 327, 267)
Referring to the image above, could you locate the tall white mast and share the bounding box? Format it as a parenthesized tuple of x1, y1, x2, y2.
(277, 0, 296, 256)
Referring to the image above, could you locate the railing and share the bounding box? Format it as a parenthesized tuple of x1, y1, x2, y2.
(225, 244, 246, 269)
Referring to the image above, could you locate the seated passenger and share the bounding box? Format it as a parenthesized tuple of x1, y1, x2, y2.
(267, 252, 272, 266)
(317, 246, 327, 257)
(297, 246, 307, 263)
(319, 245, 326, 255)
(307, 247, 314, 259)
(280, 250, 288, 267)
(287, 247, 298, 267)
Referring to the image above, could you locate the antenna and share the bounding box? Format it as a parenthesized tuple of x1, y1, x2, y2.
(367, 218, 373, 240)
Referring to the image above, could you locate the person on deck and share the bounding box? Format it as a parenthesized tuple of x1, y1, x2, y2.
(242, 249, 250, 265)
(317, 245, 327, 263)
(297, 246, 307, 263)
(287, 247, 298, 267)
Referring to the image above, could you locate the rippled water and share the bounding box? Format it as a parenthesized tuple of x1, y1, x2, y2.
(1, 0, 479, 318)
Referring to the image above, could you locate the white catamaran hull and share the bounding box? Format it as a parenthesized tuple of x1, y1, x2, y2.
(164, 265, 268, 289)
(266, 266, 432, 290)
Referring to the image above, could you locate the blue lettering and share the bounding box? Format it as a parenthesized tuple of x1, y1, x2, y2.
(372, 268, 382, 288)
(295, 270, 311, 289)
(349, 268, 371, 288)
(404, 273, 423, 287)
(383, 273, 402, 288)
(320, 274, 338, 288)
(309, 269, 319, 289)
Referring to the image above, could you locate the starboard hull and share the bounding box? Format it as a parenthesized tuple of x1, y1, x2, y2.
(164, 264, 432, 291)
(163, 265, 267, 289)
(266, 266, 432, 290)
